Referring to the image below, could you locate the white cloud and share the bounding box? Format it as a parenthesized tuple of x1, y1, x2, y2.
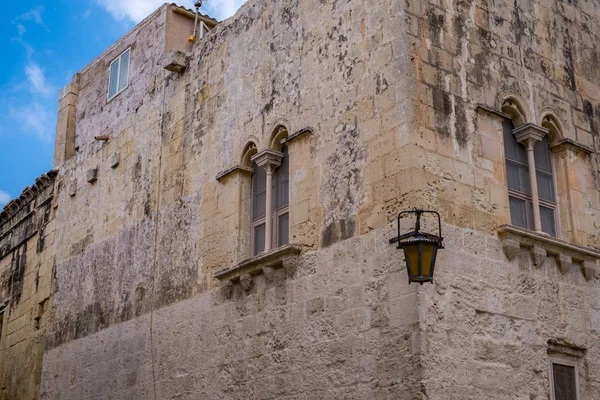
(25, 63, 52, 95)
(210, 0, 246, 20)
(17, 24, 26, 36)
(16, 6, 44, 25)
(96, 0, 246, 22)
(9, 102, 55, 142)
(0, 191, 11, 207)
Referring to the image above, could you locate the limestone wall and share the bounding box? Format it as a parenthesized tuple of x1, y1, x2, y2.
(37, 0, 600, 398)
(401, 0, 600, 246)
(41, 226, 425, 399)
(0, 171, 57, 400)
(48, 0, 415, 348)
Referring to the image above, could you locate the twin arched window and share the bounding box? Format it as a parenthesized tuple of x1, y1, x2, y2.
(251, 145, 289, 255)
(503, 120, 557, 236)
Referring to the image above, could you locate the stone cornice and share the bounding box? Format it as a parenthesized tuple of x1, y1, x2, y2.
(475, 104, 512, 120)
(549, 138, 594, 155)
(497, 224, 599, 280)
(215, 165, 254, 182)
(281, 127, 312, 145)
(215, 244, 302, 296)
(0, 170, 57, 228)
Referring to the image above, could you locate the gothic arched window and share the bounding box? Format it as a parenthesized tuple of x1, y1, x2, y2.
(503, 120, 557, 236)
(251, 145, 290, 255)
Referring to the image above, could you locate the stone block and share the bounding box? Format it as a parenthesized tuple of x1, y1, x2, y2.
(555, 254, 573, 275)
(530, 246, 547, 268)
(162, 50, 188, 73)
(110, 152, 120, 169)
(582, 261, 597, 281)
(501, 238, 520, 260)
(86, 168, 98, 184)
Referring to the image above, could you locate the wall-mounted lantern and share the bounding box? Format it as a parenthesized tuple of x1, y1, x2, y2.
(389, 209, 444, 285)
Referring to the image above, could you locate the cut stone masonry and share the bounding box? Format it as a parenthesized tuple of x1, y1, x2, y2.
(498, 224, 599, 280)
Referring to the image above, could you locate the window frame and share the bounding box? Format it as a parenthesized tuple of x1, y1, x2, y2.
(549, 354, 580, 400)
(503, 122, 559, 236)
(249, 146, 290, 257)
(107, 47, 131, 102)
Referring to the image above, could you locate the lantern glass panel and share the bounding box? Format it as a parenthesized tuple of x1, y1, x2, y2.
(405, 244, 420, 278)
(420, 243, 436, 277)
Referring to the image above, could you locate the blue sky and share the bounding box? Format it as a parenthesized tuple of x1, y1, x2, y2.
(0, 0, 245, 207)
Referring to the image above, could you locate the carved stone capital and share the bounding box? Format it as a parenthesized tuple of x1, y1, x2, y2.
(251, 149, 283, 169)
(513, 123, 548, 149)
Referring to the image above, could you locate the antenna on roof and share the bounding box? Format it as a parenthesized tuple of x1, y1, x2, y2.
(188, 1, 204, 44)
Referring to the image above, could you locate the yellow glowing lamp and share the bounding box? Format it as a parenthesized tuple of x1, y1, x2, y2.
(188, 35, 195, 43)
(390, 209, 444, 285)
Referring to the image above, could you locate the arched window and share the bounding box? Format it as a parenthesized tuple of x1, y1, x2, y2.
(503, 120, 557, 236)
(250, 145, 290, 255)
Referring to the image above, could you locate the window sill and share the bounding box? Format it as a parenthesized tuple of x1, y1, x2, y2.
(107, 85, 128, 103)
(215, 244, 302, 285)
(497, 224, 599, 280)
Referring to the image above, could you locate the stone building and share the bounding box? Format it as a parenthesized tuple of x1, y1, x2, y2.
(0, 0, 599, 398)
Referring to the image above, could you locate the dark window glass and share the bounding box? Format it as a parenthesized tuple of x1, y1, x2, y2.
(553, 363, 577, 400)
(540, 206, 556, 237)
(503, 120, 528, 163)
(278, 213, 289, 247)
(537, 171, 555, 203)
(534, 136, 553, 173)
(252, 162, 266, 220)
(506, 160, 531, 195)
(509, 196, 527, 229)
(277, 146, 289, 209)
(254, 223, 265, 255)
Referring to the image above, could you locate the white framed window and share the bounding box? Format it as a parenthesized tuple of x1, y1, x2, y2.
(549, 355, 580, 400)
(199, 20, 209, 39)
(107, 48, 130, 101)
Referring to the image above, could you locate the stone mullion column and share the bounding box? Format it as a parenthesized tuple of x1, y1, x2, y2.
(513, 123, 549, 233)
(264, 164, 274, 252)
(251, 149, 283, 253)
(525, 138, 543, 232)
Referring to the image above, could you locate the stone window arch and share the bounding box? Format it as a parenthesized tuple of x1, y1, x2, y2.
(501, 97, 558, 236)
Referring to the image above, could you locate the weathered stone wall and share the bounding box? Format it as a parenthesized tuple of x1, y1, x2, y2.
(0, 171, 57, 400)
(71, 5, 169, 152)
(36, 0, 600, 399)
(41, 227, 424, 399)
(402, 0, 600, 246)
(48, 0, 415, 348)
(421, 223, 600, 398)
(402, 0, 600, 397)
(42, 0, 422, 397)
